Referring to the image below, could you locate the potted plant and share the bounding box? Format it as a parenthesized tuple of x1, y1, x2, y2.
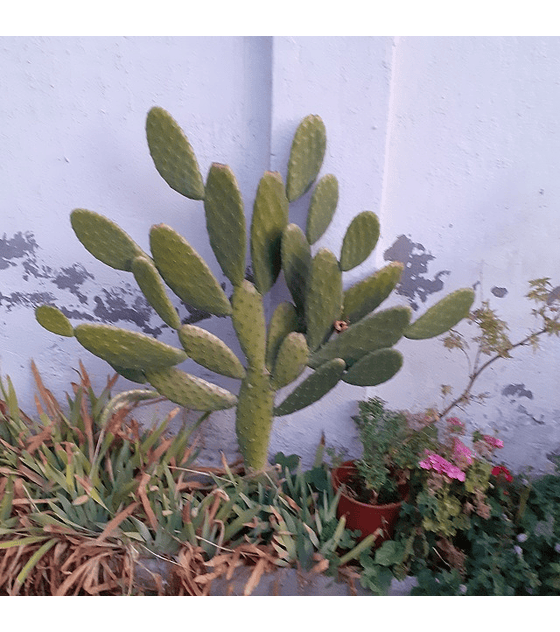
(331, 397, 439, 545)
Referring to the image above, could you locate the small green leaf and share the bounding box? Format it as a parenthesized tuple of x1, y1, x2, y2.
(35, 305, 74, 337)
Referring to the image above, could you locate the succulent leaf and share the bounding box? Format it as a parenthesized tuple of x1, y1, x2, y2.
(236, 368, 274, 470)
(70, 209, 145, 272)
(286, 115, 327, 202)
(305, 248, 343, 351)
(250, 171, 289, 294)
(178, 324, 245, 379)
(35, 305, 74, 337)
(231, 280, 266, 369)
(306, 174, 338, 244)
(342, 262, 404, 323)
(204, 163, 247, 287)
(342, 348, 404, 386)
(74, 323, 187, 371)
(309, 306, 412, 369)
(265, 302, 299, 370)
(339, 211, 380, 271)
(405, 288, 475, 340)
(150, 223, 231, 316)
(281, 223, 311, 314)
(274, 358, 346, 417)
(145, 366, 237, 411)
(271, 332, 308, 390)
(146, 106, 205, 200)
(131, 255, 181, 329)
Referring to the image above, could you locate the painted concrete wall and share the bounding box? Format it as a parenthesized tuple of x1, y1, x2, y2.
(1, 36, 559, 473)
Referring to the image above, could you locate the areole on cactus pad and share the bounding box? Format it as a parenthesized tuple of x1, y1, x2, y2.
(35, 107, 475, 471)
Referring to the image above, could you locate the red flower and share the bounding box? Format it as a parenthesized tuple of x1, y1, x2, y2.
(492, 465, 513, 483)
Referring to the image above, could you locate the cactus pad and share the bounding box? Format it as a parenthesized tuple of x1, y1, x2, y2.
(131, 255, 181, 329)
(305, 248, 343, 351)
(405, 288, 475, 340)
(306, 174, 339, 244)
(339, 211, 380, 271)
(150, 223, 231, 316)
(286, 115, 326, 202)
(250, 171, 289, 294)
(35, 305, 74, 337)
(265, 302, 299, 370)
(74, 323, 187, 370)
(231, 280, 266, 369)
(271, 332, 308, 390)
(309, 305, 412, 368)
(145, 366, 237, 411)
(178, 324, 245, 379)
(70, 209, 145, 272)
(236, 368, 274, 470)
(342, 348, 404, 386)
(204, 163, 247, 287)
(281, 223, 311, 314)
(146, 107, 205, 200)
(274, 358, 346, 416)
(342, 262, 404, 323)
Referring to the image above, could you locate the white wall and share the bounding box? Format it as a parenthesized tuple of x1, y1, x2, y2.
(1, 36, 559, 472)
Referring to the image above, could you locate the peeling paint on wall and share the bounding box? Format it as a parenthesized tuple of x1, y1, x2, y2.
(491, 286, 508, 298)
(383, 234, 450, 310)
(0, 230, 217, 336)
(502, 383, 534, 400)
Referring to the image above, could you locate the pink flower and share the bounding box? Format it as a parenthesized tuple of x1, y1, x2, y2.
(453, 438, 473, 469)
(419, 451, 466, 482)
(483, 435, 504, 449)
(447, 417, 465, 429)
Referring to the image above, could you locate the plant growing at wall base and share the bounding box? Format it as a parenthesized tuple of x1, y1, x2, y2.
(36, 107, 475, 471)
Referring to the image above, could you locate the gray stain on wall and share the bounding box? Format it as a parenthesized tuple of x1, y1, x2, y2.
(0, 230, 213, 335)
(383, 235, 450, 310)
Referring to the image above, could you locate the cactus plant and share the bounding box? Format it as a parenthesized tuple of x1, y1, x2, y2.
(36, 109, 474, 471)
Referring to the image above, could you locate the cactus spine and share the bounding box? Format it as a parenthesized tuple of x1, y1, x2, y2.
(37, 109, 474, 471)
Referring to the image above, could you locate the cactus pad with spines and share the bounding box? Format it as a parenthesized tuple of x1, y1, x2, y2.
(274, 358, 346, 416)
(204, 163, 247, 287)
(145, 366, 237, 411)
(271, 332, 308, 390)
(339, 211, 380, 271)
(342, 262, 404, 323)
(74, 323, 187, 371)
(405, 288, 475, 340)
(286, 114, 326, 202)
(178, 324, 246, 379)
(306, 174, 339, 244)
(146, 106, 205, 200)
(71, 209, 145, 272)
(281, 223, 311, 315)
(231, 280, 266, 369)
(305, 248, 343, 351)
(131, 255, 182, 330)
(342, 348, 404, 387)
(236, 368, 274, 470)
(35, 305, 74, 337)
(309, 306, 412, 369)
(250, 171, 290, 294)
(265, 302, 299, 370)
(150, 224, 231, 316)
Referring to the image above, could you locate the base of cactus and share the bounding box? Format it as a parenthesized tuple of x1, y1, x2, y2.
(331, 460, 406, 547)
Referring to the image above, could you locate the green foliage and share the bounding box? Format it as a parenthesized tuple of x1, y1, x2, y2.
(352, 398, 439, 504)
(36, 108, 474, 472)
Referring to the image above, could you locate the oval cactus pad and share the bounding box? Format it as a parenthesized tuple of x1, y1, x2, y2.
(286, 114, 326, 202)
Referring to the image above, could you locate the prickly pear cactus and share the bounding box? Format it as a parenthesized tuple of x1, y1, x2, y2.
(36, 108, 474, 471)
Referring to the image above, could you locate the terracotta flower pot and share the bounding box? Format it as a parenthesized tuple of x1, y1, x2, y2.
(331, 460, 406, 546)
